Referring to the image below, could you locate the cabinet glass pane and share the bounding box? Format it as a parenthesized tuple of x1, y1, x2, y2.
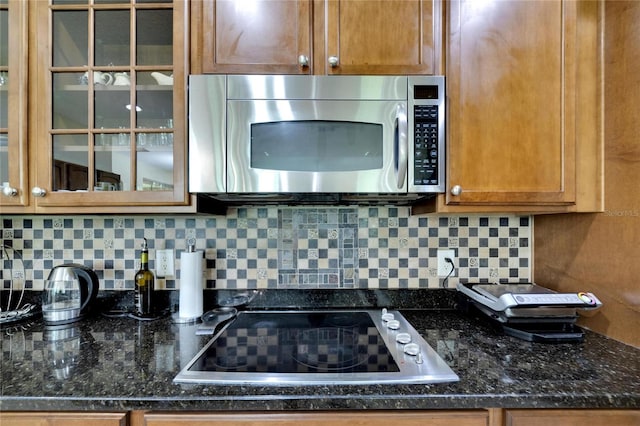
(53, 11, 88, 67)
(136, 71, 173, 128)
(0, 134, 7, 184)
(53, 73, 88, 129)
(53, 1, 88, 4)
(1, 8, 7, 66)
(137, 134, 173, 191)
(136, 9, 172, 65)
(0, 86, 6, 128)
(94, 134, 129, 191)
(95, 10, 130, 66)
(53, 134, 89, 191)
(95, 85, 131, 129)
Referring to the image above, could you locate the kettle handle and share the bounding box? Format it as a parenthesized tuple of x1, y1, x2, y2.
(72, 266, 100, 314)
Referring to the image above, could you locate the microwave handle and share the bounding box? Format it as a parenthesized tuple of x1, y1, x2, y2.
(395, 103, 408, 189)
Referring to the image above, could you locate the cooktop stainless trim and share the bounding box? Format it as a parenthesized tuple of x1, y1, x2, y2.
(174, 309, 459, 386)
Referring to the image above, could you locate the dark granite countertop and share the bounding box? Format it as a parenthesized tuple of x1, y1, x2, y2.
(1, 290, 639, 412)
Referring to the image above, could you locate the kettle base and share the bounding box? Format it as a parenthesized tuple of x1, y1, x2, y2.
(43, 307, 83, 325)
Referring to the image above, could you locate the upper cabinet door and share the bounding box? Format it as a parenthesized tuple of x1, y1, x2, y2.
(194, 0, 313, 74)
(31, 0, 189, 211)
(324, 0, 439, 75)
(192, 0, 441, 76)
(0, 0, 30, 212)
(445, 0, 589, 207)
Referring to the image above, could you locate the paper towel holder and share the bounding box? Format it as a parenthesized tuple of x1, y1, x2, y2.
(172, 244, 205, 324)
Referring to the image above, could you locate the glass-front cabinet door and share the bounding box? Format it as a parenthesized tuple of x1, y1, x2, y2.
(32, 0, 187, 209)
(0, 0, 29, 211)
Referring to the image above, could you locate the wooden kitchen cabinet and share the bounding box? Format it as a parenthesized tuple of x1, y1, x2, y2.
(142, 410, 490, 426)
(191, 0, 313, 74)
(23, 0, 193, 213)
(0, 0, 30, 212)
(191, 0, 440, 75)
(503, 409, 640, 426)
(0, 412, 127, 426)
(4, 409, 640, 426)
(417, 0, 603, 214)
(323, 0, 439, 75)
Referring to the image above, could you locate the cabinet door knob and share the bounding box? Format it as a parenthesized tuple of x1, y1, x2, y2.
(450, 185, 462, 196)
(328, 56, 339, 67)
(298, 55, 309, 67)
(2, 183, 18, 197)
(31, 187, 47, 197)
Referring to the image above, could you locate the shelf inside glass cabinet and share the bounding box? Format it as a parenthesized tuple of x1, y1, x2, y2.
(61, 85, 172, 91)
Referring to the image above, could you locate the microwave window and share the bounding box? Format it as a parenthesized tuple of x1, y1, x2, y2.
(250, 121, 383, 172)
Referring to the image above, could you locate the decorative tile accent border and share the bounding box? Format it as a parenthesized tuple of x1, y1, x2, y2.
(278, 208, 359, 288)
(1, 207, 531, 291)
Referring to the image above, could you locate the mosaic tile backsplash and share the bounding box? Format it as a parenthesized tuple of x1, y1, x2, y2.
(1, 207, 532, 291)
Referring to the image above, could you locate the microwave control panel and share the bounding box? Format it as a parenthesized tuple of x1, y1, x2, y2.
(413, 105, 440, 187)
(409, 76, 445, 193)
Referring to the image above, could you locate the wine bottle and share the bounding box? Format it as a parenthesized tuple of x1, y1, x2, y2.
(135, 238, 155, 316)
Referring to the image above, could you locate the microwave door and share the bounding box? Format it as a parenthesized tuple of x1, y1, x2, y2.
(227, 100, 407, 194)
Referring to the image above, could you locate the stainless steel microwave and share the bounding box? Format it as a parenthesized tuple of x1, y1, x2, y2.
(189, 75, 445, 205)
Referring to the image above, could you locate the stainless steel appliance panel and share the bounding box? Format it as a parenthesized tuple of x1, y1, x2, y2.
(188, 74, 446, 200)
(227, 99, 406, 193)
(189, 75, 226, 193)
(227, 75, 407, 100)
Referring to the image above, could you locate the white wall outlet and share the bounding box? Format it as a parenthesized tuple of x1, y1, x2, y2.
(156, 249, 175, 277)
(437, 249, 456, 277)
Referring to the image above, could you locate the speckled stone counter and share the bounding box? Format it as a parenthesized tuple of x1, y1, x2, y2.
(1, 291, 639, 412)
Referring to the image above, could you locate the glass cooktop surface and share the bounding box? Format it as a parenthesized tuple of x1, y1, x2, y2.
(188, 311, 399, 374)
(175, 310, 459, 386)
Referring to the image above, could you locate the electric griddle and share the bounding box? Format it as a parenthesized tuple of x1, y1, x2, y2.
(457, 282, 602, 343)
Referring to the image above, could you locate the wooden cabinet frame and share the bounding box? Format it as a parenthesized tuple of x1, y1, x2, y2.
(23, 0, 193, 213)
(1, 0, 30, 212)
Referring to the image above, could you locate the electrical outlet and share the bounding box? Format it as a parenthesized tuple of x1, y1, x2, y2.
(156, 249, 174, 277)
(437, 249, 455, 277)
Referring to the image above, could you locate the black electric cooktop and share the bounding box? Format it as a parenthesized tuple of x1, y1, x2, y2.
(189, 311, 399, 374)
(175, 310, 459, 386)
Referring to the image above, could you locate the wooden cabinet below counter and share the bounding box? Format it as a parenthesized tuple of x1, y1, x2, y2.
(2, 409, 640, 426)
(0, 412, 127, 426)
(142, 410, 491, 426)
(136, 409, 640, 426)
(503, 409, 640, 426)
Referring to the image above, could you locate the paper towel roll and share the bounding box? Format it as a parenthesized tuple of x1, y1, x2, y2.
(179, 249, 204, 319)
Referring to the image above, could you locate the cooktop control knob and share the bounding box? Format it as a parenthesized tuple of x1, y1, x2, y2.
(403, 343, 420, 356)
(396, 333, 412, 344)
(381, 308, 395, 322)
(386, 319, 400, 330)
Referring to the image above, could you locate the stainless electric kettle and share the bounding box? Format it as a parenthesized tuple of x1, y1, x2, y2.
(43, 264, 99, 325)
